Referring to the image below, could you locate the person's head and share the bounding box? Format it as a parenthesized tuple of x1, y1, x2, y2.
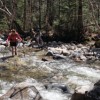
(11, 29, 16, 34)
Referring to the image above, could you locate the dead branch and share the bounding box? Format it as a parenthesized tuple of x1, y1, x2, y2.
(0, 8, 11, 16)
(0, 0, 12, 17)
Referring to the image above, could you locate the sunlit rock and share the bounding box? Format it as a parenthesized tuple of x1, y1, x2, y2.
(42, 58, 49, 61)
(77, 44, 83, 48)
(46, 51, 54, 56)
(79, 55, 87, 61)
(62, 49, 70, 56)
(71, 80, 100, 100)
(0, 82, 43, 100)
(75, 85, 93, 94)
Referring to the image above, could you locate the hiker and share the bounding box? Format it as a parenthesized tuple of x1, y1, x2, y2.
(31, 28, 44, 47)
(6, 29, 22, 56)
(34, 27, 44, 47)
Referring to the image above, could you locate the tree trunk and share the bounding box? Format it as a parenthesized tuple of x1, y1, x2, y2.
(77, 0, 83, 32)
(39, 0, 42, 29)
(77, 0, 84, 41)
(10, 0, 17, 29)
(23, 0, 26, 30)
(45, 0, 54, 31)
(58, 0, 61, 21)
(23, 0, 33, 31)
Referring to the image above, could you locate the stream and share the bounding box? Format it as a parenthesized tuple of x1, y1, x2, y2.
(0, 45, 100, 100)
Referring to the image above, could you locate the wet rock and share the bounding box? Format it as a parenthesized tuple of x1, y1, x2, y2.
(86, 80, 100, 100)
(73, 57, 82, 62)
(51, 41, 58, 47)
(69, 46, 76, 50)
(44, 83, 70, 93)
(75, 85, 93, 94)
(62, 49, 70, 56)
(71, 92, 85, 100)
(53, 54, 66, 60)
(42, 58, 48, 61)
(58, 41, 63, 45)
(46, 51, 53, 56)
(94, 80, 100, 86)
(79, 55, 87, 61)
(0, 82, 43, 100)
(71, 80, 100, 100)
(77, 44, 83, 48)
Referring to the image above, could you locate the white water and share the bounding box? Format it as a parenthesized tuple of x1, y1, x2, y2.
(0, 47, 100, 99)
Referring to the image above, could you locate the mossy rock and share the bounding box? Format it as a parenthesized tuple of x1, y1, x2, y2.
(95, 40, 100, 48)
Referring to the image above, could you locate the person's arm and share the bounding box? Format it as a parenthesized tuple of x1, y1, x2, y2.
(17, 33, 22, 42)
(6, 34, 11, 44)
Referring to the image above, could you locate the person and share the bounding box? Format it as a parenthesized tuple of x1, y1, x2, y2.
(33, 28, 43, 47)
(6, 29, 22, 56)
(30, 28, 43, 48)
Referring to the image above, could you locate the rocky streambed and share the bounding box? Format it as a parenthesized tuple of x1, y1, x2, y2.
(0, 41, 100, 100)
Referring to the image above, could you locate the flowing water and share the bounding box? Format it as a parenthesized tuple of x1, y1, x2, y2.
(0, 47, 100, 100)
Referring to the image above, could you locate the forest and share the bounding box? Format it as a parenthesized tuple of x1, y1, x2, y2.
(0, 0, 100, 43)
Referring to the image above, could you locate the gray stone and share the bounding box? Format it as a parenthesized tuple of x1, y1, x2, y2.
(53, 54, 66, 60)
(0, 82, 43, 100)
(44, 83, 70, 93)
(46, 51, 53, 56)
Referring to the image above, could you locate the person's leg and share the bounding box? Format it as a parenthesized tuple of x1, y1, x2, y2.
(11, 46, 14, 56)
(39, 37, 43, 46)
(15, 46, 17, 55)
(36, 36, 40, 46)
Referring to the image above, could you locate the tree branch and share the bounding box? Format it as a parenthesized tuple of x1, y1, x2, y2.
(5, 6, 12, 16)
(0, 0, 3, 5)
(0, 0, 12, 16)
(0, 8, 11, 16)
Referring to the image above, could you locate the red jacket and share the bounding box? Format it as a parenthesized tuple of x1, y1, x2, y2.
(7, 32, 22, 43)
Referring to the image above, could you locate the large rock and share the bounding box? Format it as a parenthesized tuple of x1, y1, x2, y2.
(46, 51, 54, 56)
(53, 54, 66, 60)
(0, 82, 43, 100)
(44, 83, 70, 93)
(71, 80, 100, 100)
(71, 92, 85, 100)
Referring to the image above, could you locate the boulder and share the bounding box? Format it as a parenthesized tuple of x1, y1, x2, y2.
(77, 44, 83, 48)
(53, 54, 66, 60)
(71, 80, 100, 100)
(71, 92, 85, 100)
(51, 41, 58, 47)
(62, 49, 70, 56)
(0, 82, 43, 100)
(42, 58, 48, 61)
(79, 55, 87, 61)
(44, 83, 70, 93)
(46, 51, 54, 56)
